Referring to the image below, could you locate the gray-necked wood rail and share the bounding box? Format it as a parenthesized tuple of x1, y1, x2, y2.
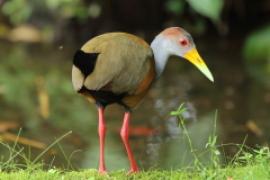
(72, 27, 214, 173)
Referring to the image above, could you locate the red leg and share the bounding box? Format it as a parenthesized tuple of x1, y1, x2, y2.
(120, 112, 139, 173)
(98, 106, 106, 173)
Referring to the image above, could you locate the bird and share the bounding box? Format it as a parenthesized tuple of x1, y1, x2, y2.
(71, 27, 214, 173)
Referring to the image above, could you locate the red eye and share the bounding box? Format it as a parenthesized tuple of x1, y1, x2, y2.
(179, 39, 188, 46)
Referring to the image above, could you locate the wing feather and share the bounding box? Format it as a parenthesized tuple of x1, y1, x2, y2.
(81, 33, 154, 95)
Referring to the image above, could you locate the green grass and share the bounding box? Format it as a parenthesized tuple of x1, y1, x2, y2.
(0, 161, 270, 180)
(0, 151, 269, 179)
(1, 105, 270, 179)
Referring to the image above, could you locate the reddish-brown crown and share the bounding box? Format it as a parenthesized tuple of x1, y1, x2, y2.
(161, 27, 182, 37)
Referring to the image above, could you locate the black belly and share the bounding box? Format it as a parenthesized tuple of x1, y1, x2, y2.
(78, 86, 127, 107)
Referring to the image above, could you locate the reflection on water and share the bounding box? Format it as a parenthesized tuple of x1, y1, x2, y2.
(0, 36, 270, 170)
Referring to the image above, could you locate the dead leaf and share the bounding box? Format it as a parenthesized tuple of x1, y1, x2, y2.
(246, 120, 263, 137)
(8, 24, 42, 43)
(36, 77, 50, 119)
(227, 177, 233, 180)
(1, 132, 46, 149)
(0, 121, 19, 133)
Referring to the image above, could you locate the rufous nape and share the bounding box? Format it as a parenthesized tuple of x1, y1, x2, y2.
(72, 27, 214, 173)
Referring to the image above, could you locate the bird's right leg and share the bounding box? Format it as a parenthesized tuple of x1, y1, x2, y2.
(120, 111, 139, 173)
(97, 106, 106, 173)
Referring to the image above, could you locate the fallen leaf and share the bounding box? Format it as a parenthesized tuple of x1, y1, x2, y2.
(0, 121, 19, 133)
(246, 120, 263, 137)
(8, 24, 42, 43)
(36, 77, 50, 119)
(1, 132, 46, 149)
(117, 126, 158, 137)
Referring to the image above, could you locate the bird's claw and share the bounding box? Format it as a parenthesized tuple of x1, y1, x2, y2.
(127, 168, 139, 174)
(98, 168, 107, 174)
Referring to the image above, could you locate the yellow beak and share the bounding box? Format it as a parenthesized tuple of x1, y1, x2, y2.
(183, 48, 214, 82)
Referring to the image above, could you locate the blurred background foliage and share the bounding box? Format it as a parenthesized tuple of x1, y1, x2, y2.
(243, 25, 270, 86)
(1, 0, 269, 86)
(0, 0, 270, 169)
(1, 0, 269, 64)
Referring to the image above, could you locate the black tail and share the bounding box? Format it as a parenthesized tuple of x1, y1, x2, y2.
(73, 50, 99, 76)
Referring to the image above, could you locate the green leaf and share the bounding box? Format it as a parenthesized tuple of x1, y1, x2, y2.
(186, 0, 224, 22)
(165, 0, 185, 15)
(243, 25, 270, 86)
(243, 25, 270, 61)
(2, 0, 32, 24)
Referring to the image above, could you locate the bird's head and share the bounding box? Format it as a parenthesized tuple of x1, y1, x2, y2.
(151, 27, 214, 82)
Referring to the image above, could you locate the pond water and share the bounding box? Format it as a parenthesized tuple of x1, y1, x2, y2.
(0, 36, 269, 170)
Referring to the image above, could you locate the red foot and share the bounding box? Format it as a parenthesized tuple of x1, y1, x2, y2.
(128, 167, 139, 174)
(98, 169, 107, 174)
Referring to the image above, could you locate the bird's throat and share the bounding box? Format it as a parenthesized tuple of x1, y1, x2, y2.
(151, 40, 169, 78)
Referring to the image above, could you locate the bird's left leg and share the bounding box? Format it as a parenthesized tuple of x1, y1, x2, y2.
(97, 106, 107, 173)
(120, 111, 139, 173)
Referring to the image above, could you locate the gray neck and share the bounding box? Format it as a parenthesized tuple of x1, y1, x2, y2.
(150, 36, 170, 78)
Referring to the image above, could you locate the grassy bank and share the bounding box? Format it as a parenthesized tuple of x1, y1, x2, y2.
(1, 162, 269, 180)
(1, 105, 270, 179)
(1, 145, 270, 179)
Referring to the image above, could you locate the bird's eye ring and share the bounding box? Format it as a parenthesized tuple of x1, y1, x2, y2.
(179, 39, 188, 46)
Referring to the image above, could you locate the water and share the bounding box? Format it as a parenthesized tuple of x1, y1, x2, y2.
(0, 36, 269, 170)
